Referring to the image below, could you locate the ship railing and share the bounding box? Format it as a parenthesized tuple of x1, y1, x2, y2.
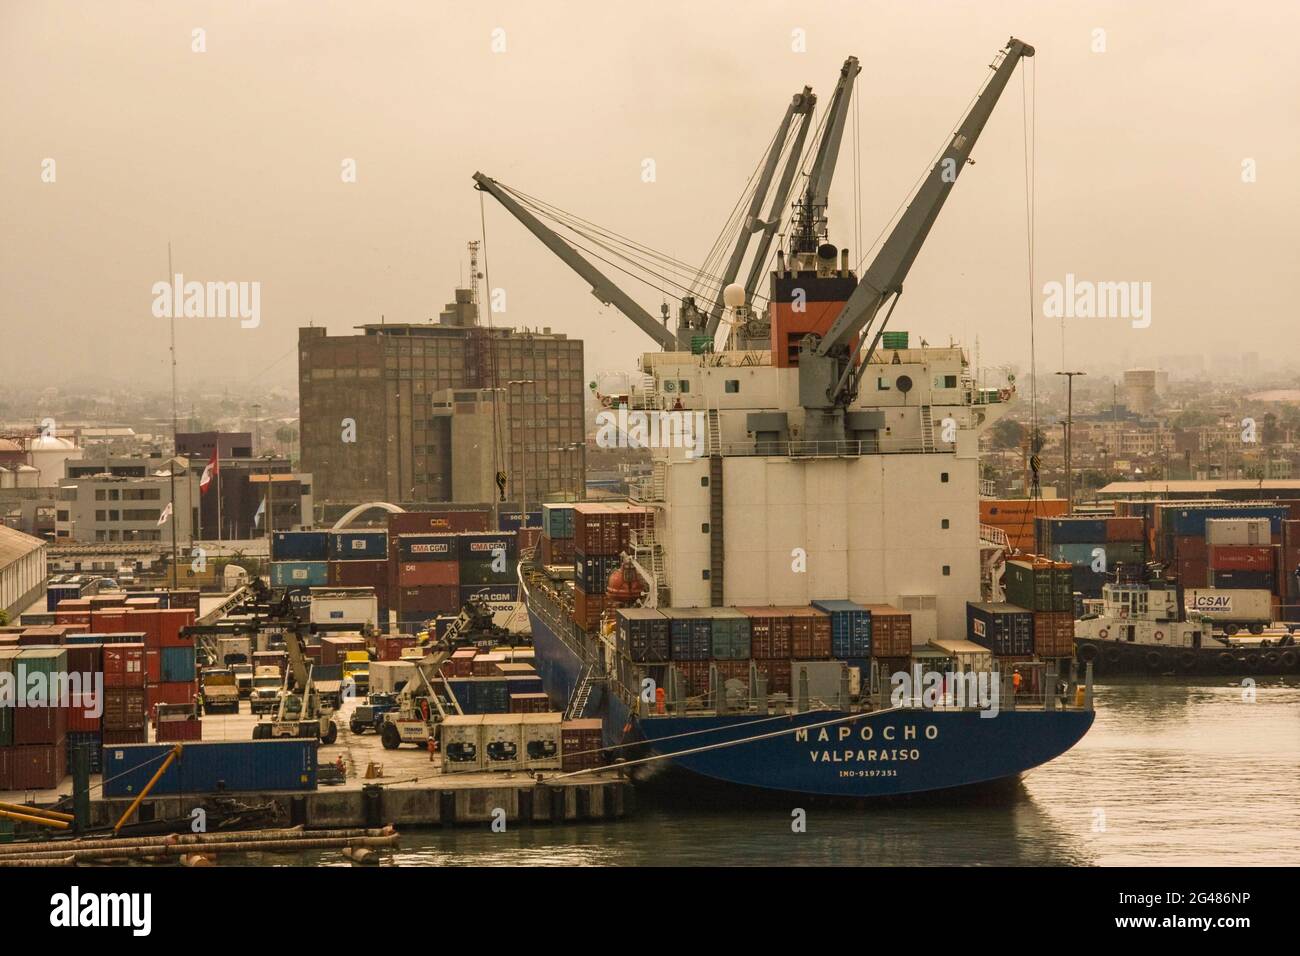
(708, 437, 953, 458)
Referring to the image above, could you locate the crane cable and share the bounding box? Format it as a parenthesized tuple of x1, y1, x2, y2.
(479, 192, 506, 497)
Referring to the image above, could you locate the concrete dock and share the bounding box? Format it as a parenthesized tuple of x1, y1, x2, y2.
(3, 699, 629, 830)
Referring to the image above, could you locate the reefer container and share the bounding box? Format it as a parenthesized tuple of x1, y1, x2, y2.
(102, 739, 319, 796)
(270, 531, 330, 562)
(439, 715, 484, 773)
(966, 603, 1034, 657)
(616, 607, 670, 663)
(309, 588, 380, 628)
(271, 561, 329, 588)
(1205, 518, 1271, 547)
(811, 599, 873, 658)
(519, 712, 563, 770)
(327, 530, 388, 561)
(480, 715, 523, 771)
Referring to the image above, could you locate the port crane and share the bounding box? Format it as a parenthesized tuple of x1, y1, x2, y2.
(472, 76, 827, 353)
(798, 37, 1035, 442)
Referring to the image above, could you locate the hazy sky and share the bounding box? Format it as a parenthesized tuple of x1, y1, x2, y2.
(3, 0, 1298, 393)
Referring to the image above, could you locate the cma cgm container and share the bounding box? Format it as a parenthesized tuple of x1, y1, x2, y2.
(271, 531, 329, 562)
(328, 530, 388, 561)
(616, 608, 670, 663)
(271, 561, 329, 588)
(102, 739, 319, 796)
(396, 533, 458, 562)
(811, 600, 873, 658)
(967, 602, 1034, 657)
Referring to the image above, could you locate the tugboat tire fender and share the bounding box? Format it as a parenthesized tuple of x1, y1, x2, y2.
(1217, 652, 1235, 670)
(1078, 643, 1099, 663)
(1098, 627, 1109, 639)
(1145, 651, 1163, 670)
(1281, 650, 1298, 670)
(1178, 652, 1196, 670)
(1264, 652, 1280, 669)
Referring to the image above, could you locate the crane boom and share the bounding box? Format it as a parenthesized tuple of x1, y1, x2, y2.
(798, 37, 1034, 428)
(818, 38, 1034, 360)
(472, 172, 678, 350)
(743, 90, 816, 305)
(705, 87, 815, 337)
(791, 57, 861, 255)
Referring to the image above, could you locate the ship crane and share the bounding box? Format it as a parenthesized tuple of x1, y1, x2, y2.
(703, 85, 818, 338)
(786, 56, 861, 263)
(798, 37, 1035, 442)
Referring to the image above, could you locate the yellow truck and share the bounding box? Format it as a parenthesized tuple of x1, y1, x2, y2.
(342, 650, 370, 696)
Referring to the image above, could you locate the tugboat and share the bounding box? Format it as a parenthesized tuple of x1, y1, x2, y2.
(1074, 571, 1300, 677)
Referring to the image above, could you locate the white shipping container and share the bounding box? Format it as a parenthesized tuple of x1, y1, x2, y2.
(519, 712, 563, 771)
(309, 588, 379, 628)
(1205, 518, 1271, 547)
(440, 715, 484, 773)
(480, 714, 523, 772)
(1183, 588, 1272, 624)
(368, 660, 417, 695)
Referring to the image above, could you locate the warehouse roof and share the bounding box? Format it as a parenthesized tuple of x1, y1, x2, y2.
(0, 524, 46, 571)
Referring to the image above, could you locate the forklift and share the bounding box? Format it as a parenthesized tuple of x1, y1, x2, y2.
(252, 623, 340, 744)
(379, 641, 462, 750)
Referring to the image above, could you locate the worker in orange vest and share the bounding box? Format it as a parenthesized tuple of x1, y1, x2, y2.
(1012, 670, 1023, 694)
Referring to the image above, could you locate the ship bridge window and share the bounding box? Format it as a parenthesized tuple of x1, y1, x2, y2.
(725, 380, 740, 393)
(941, 519, 950, 529)
(941, 472, 949, 483)
(678, 380, 691, 393)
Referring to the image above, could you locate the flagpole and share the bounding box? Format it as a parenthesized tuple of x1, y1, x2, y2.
(216, 450, 222, 545)
(168, 241, 178, 590)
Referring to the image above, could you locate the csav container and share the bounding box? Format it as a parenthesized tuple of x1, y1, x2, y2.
(102, 739, 319, 796)
(328, 530, 388, 561)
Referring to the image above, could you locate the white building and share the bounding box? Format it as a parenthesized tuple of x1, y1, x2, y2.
(0, 524, 47, 620)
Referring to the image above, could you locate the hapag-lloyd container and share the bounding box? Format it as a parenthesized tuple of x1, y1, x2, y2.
(102, 739, 319, 796)
(1208, 545, 1275, 571)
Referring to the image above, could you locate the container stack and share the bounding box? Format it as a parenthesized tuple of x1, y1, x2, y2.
(570, 503, 651, 632)
(327, 529, 390, 621)
(540, 503, 576, 566)
(270, 530, 331, 589)
(1206, 518, 1277, 592)
(391, 531, 459, 625)
(1002, 557, 1074, 658)
(980, 498, 1068, 554)
(1036, 516, 1147, 597)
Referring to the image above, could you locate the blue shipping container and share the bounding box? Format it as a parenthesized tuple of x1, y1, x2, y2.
(66, 632, 146, 645)
(271, 531, 330, 562)
(1167, 505, 1288, 537)
(271, 561, 329, 587)
(669, 616, 712, 661)
(102, 740, 319, 796)
(328, 531, 388, 560)
(161, 646, 197, 682)
(812, 599, 873, 658)
(1044, 518, 1108, 544)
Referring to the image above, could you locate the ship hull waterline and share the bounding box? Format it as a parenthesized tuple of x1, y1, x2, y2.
(527, 600, 1095, 799)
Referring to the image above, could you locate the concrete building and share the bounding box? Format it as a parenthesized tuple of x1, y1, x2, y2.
(298, 290, 586, 506)
(1123, 368, 1159, 416)
(0, 524, 47, 620)
(55, 460, 200, 544)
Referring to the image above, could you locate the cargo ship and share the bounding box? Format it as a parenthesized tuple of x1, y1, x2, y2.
(494, 38, 1097, 798)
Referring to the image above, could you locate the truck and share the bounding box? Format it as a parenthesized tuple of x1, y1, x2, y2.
(249, 666, 285, 715)
(1184, 588, 1273, 635)
(342, 650, 370, 696)
(200, 667, 241, 715)
(232, 663, 254, 698)
(216, 634, 253, 667)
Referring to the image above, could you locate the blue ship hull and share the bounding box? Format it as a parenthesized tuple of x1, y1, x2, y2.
(524, 586, 1094, 798)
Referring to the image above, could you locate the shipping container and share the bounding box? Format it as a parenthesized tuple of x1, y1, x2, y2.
(10, 743, 66, 790)
(1032, 611, 1074, 657)
(327, 530, 388, 561)
(0, 746, 11, 789)
(440, 715, 484, 772)
(1208, 545, 1275, 572)
(102, 643, 146, 689)
(1164, 504, 1288, 538)
(542, 503, 576, 540)
(270, 531, 330, 562)
(103, 739, 319, 796)
(667, 609, 713, 661)
(0, 649, 17, 745)
(387, 510, 491, 534)
(393, 585, 460, 616)
(811, 599, 873, 658)
(160, 646, 197, 682)
(1207, 569, 1274, 591)
(480, 715, 523, 771)
(510, 692, 552, 714)
(271, 561, 329, 588)
(560, 718, 603, 771)
(539, 536, 576, 565)
(574, 552, 621, 594)
(616, 607, 670, 663)
(572, 590, 612, 632)
(966, 602, 1033, 657)
(738, 608, 794, 660)
(328, 558, 388, 589)
(320, 635, 367, 667)
(397, 561, 459, 587)
(1205, 517, 1272, 547)
(572, 503, 652, 556)
(103, 689, 147, 731)
(497, 511, 543, 532)
(863, 605, 911, 657)
(519, 712, 563, 769)
(395, 534, 458, 562)
(459, 585, 519, 606)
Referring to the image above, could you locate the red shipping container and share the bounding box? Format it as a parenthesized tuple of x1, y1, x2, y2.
(126, 609, 161, 645)
(865, 605, 913, 657)
(394, 585, 459, 615)
(1209, 545, 1276, 572)
(155, 717, 203, 742)
(397, 561, 460, 587)
(1105, 517, 1145, 542)
(63, 644, 101, 676)
(17, 627, 62, 646)
(15, 702, 67, 745)
(92, 609, 130, 633)
(320, 636, 367, 667)
(443, 649, 476, 678)
(788, 608, 832, 659)
(378, 635, 417, 661)
(750, 659, 793, 695)
(103, 688, 147, 730)
(56, 598, 92, 611)
(388, 510, 490, 534)
(144, 648, 162, 684)
(330, 558, 388, 587)
(124, 597, 162, 609)
(509, 692, 551, 714)
(54, 610, 91, 627)
(0, 747, 12, 790)
(147, 682, 198, 720)
(1032, 611, 1074, 657)
(157, 608, 196, 647)
(102, 643, 146, 688)
(540, 536, 576, 565)
(11, 743, 66, 791)
(572, 590, 612, 631)
(66, 694, 102, 733)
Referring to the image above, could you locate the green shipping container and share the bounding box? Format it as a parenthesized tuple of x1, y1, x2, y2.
(1004, 561, 1054, 612)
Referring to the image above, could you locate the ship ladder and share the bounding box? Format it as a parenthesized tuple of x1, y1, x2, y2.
(920, 404, 935, 453)
(566, 663, 602, 720)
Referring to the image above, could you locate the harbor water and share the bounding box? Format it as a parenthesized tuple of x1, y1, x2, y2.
(267, 678, 1300, 866)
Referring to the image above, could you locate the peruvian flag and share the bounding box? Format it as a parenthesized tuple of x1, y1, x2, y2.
(199, 450, 219, 495)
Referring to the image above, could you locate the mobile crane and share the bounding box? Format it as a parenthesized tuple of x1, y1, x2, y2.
(252, 623, 341, 744)
(379, 641, 462, 750)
